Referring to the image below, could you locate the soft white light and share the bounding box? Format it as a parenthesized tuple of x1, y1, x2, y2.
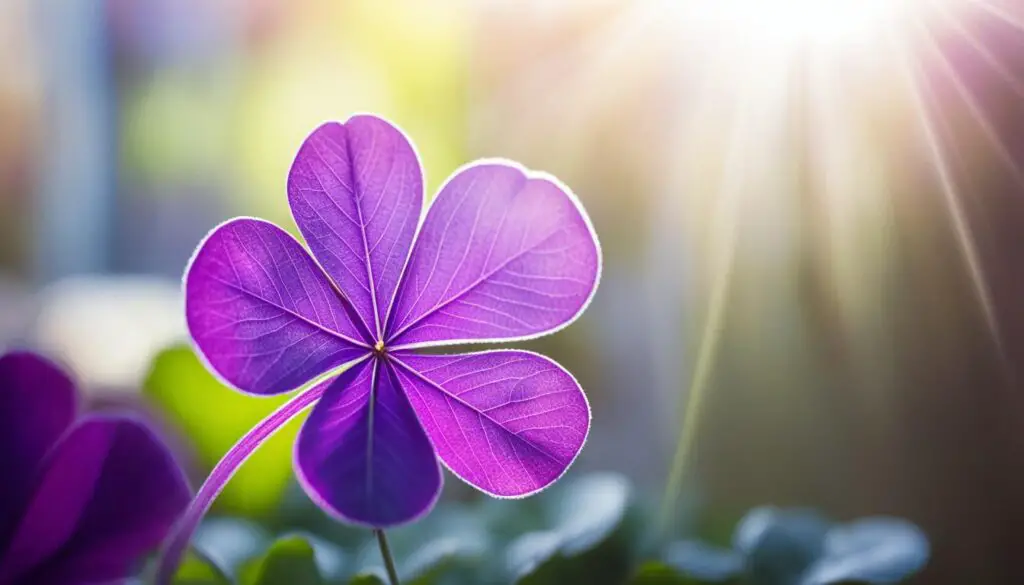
(673, 0, 917, 49)
(32, 276, 186, 392)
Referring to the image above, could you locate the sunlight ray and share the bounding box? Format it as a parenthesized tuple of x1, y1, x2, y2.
(893, 25, 1005, 353)
(659, 76, 760, 533)
(642, 41, 732, 488)
(934, 1, 1024, 98)
(915, 14, 1024, 187)
(550, 3, 663, 147)
(791, 49, 853, 368)
(963, 0, 1024, 34)
(482, 2, 657, 125)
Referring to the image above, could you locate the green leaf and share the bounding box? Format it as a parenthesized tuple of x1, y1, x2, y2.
(481, 495, 547, 550)
(802, 518, 929, 584)
(735, 507, 830, 585)
(404, 536, 487, 585)
(266, 482, 368, 548)
(347, 571, 387, 585)
(349, 504, 489, 584)
(550, 473, 634, 556)
(143, 344, 306, 515)
(506, 532, 564, 583)
(168, 550, 232, 585)
(506, 472, 635, 585)
(241, 536, 323, 585)
(663, 541, 744, 583)
(629, 562, 689, 585)
(193, 517, 271, 578)
(629, 561, 744, 585)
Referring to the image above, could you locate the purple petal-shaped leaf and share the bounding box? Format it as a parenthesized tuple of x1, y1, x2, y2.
(0, 416, 190, 584)
(185, 217, 370, 395)
(385, 163, 600, 348)
(389, 350, 590, 497)
(0, 352, 76, 550)
(288, 116, 424, 341)
(295, 359, 442, 527)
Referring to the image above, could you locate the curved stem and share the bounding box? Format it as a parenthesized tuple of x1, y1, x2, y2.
(155, 383, 327, 585)
(375, 529, 402, 585)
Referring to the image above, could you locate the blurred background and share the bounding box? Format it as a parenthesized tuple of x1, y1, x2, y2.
(2, 0, 1024, 582)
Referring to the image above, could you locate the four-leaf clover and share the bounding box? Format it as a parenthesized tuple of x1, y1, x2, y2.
(183, 114, 601, 528)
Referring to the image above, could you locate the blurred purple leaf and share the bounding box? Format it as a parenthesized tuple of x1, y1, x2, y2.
(0, 351, 190, 584)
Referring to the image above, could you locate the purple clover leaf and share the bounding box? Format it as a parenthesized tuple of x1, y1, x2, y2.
(159, 114, 601, 582)
(0, 351, 191, 585)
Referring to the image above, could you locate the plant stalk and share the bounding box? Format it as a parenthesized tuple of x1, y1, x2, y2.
(154, 382, 327, 584)
(375, 529, 402, 585)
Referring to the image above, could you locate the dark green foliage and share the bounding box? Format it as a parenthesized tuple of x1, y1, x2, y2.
(170, 551, 232, 585)
(241, 536, 323, 585)
(627, 562, 741, 585)
(161, 476, 925, 585)
(665, 508, 929, 585)
(164, 472, 643, 585)
(505, 473, 637, 584)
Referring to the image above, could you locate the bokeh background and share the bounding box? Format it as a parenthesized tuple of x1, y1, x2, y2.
(2, 0, 1024, 582)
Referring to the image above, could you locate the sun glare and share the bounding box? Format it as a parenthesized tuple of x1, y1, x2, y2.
(653, 0, 1007, 528)
(671, 0, 928, 50)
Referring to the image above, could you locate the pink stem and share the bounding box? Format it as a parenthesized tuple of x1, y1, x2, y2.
(155, 383, 327, 584)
